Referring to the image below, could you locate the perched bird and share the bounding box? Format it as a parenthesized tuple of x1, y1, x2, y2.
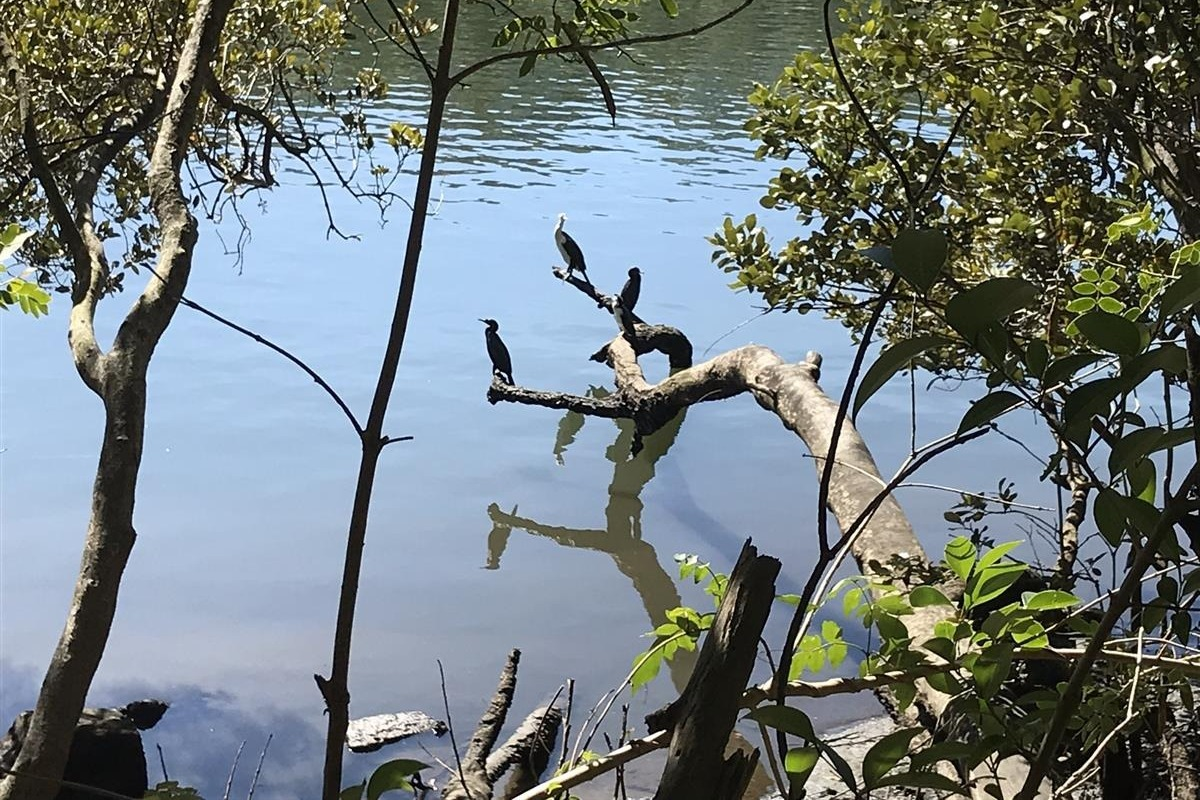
(479, 318, 514, 384)
(554, 213, 589, 283)
(612, 296, 637, 342)
(619, 266, 641, 313)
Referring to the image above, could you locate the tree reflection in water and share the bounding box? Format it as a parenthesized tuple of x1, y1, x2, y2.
(485, 387, 695, 690)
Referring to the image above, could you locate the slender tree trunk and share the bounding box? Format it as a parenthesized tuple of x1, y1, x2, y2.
(0, 377, 146, 800)
(0, 0, 230, 796)
(320, 4, 461, 798)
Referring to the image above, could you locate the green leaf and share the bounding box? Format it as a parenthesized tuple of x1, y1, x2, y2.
(842, 586, 864, 617)
(658, 0, 679, 16)
(340, 782, 366, 800)
(890, 228, 948, 293)
(630, 648, 663, 693)
(958, 390, 1024, 433)
(922, 636, 957, 661)
(1160, 267, 1200, 319)
(854, 336, 953, 417)
(820, 743, 860, 793)
(1121, 344, 1187, 387)
(1023, 339, 1050, 376)
(969, 643, 1013, 697)
(1062, 378, 1123, 444)
(875, 771, 969, 795)
(891, 681, 916, 712)
(863, 727, 923, 788)
(945, 278, 1039, 341)
(367, 759, 429, 800)
(518, 52, 537, 76)
(1109, 427, 1165, 476)
(968, 562, 1027, 606)
(976, 540, 1023, 572)
(1128, 458, 1157, 503)
(1022, 590, 1079, 611)
(910, 586, 953, 607)
(1007, 618, 1049, 648)
(0, 228, 33, 261)
(746, 705, 816, 739)
(1043, 353, 1102, 387)
(945, 536, 977, 581)
(784, 747, 820, 785)
(1074, 311, 1144, 355)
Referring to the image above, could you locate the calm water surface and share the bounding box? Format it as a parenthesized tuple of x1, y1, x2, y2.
(0, 2, 1053, 796)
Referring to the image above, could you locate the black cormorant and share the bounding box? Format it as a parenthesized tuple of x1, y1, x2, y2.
(554, 213, 589, 283)
(479, 318, 514, 384)
(619, 266, 641, 312)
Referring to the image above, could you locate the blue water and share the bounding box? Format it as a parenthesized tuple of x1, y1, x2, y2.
(0, 3, 1057, 796)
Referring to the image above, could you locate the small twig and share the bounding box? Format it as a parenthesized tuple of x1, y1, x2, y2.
(821, 0, 914, 207)
(223, 740, 246, 800)
(157, 743, 169, 782)
(915, 101, 974, 204)
(615, 704, 628, 800)
(383, 0, 436, 81)
(1053, 629, 1146, 798)
(558, 678, 575, 773)
(437, 659, 472, 800)
(815, 275, 899, 555)
(1018, 463, 1200, 799)
(756, 719, 787, 797)
(247, 734, 273, 800)
(143, 266, 363, 436)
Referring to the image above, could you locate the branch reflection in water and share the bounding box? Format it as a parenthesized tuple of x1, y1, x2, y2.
(486, 387, 694, 690)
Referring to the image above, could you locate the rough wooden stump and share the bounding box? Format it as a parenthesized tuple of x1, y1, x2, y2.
(651, 539, 780, 800)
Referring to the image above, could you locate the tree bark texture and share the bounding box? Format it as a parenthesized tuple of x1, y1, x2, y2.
(651, 540, 779, 800)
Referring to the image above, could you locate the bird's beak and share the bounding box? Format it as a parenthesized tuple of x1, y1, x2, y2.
(477, 318, 487, 323)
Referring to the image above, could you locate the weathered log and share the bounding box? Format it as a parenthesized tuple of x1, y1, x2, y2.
(651, 539, 779, 800)
(440, 651, 563, 800)
(346, 712, 447, 753)
(488, 707, 562, 800)
(442, 650, 520, 800)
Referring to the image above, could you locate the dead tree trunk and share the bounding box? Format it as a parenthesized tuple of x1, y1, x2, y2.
(650, 540, 780, 800)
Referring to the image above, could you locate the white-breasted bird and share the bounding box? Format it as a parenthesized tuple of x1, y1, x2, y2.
(613, 295, 637, 341)
(554, 213, 589, 283)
